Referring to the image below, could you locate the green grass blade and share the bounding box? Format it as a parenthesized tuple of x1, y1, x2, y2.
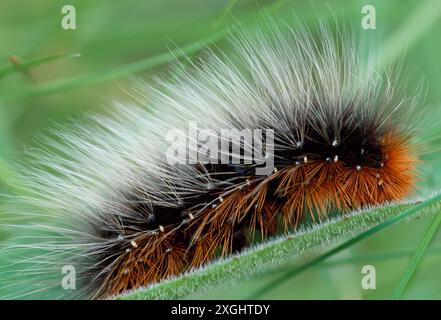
(211, 0, 240, 30)
(1, 0, 290, 101)
(392, 210, 441, 299)
(261, 245, 441, 277)
(0, 34, 221, 100)
(0, 53, 81, 79)
(248, 193, 441, 299)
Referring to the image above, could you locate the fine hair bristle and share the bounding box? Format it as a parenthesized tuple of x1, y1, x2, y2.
(0, 20, 425, 299)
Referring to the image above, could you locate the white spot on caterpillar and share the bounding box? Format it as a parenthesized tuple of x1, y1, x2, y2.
(378, 179, 384, 186)
(334, 155, 339, 162)
(165, 247, 172, 253)
(219, 196, 224, 203)
(332, 140, 338, 147)
(295, 161, 300, 166)
(380, 162, 384, 168)
(130, 240, 138, 248)
(295, 141, 302, 148)
(159, 225, 165, 232)
(273, 167, 278, 173)
(188, 213, 194, 220)
(361, 148, 365, 155)
(303, 156, 308, 163)
(356, 165, 362, 171)
(117, 234, 124, 241)
(326, 157, 331, 162)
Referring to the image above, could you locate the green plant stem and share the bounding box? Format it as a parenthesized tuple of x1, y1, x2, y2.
(261, 245, 441, 276)
(211, 0, 239, 30)
(0, 0, 290, 101)
(0, 53, 81, 78)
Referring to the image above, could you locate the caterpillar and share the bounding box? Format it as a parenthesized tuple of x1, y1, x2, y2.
(1, 20, 425, 299)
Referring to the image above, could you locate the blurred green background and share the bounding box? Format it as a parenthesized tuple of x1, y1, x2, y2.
(0, 0, 441, 299)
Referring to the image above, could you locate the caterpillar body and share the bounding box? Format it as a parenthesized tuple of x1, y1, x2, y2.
(3, 22, 424, 299)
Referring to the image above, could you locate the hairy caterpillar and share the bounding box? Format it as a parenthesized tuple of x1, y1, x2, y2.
(1, 21, 425, 299)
